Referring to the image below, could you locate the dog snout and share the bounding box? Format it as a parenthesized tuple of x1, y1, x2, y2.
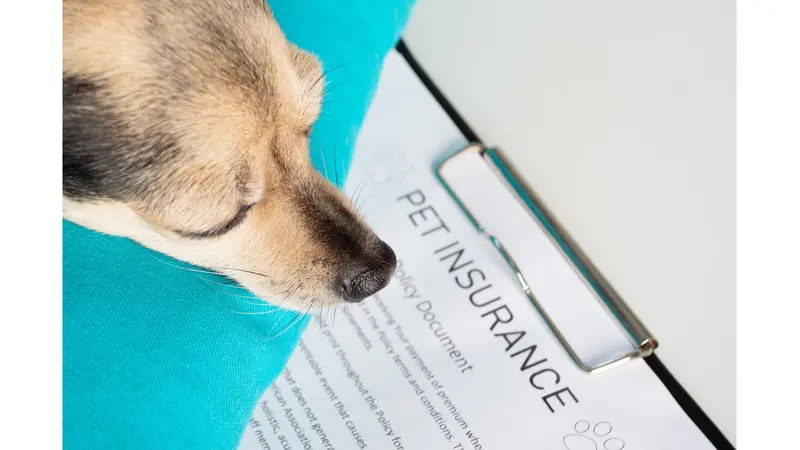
(339, 240, 397, 302)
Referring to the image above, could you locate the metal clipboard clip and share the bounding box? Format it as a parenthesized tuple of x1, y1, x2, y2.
(435, 143, 658, 374)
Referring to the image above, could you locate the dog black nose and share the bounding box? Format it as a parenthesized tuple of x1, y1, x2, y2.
(340, 240, 397, 302)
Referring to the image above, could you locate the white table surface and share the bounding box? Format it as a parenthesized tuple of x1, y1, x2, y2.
(403, 0, 735, 444)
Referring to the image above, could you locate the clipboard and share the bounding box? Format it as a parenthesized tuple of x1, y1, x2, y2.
(436, 143, 657, 374)
(395, 40, 734, 450)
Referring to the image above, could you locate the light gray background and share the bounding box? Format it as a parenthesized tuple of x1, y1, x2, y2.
(404, 0, 735, 443)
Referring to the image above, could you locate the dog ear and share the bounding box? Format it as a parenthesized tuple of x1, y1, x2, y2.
(62, 75, 181, 201)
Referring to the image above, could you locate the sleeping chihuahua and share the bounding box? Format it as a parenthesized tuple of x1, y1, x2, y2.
(63, 0, 396, 310)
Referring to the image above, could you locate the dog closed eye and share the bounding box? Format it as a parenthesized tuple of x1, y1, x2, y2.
(174, 203, 255, 239)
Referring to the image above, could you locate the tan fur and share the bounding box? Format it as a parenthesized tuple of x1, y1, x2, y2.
(63, 0, 391, 310)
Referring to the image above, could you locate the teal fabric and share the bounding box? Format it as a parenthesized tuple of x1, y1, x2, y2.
(63, 1, 416, 448)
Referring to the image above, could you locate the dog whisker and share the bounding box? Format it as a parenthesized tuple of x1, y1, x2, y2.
(150, 251, 336, 318)
(322, 57, 380, 77)
(231, 309, 283, 315)
(319, 148, 331, 180)
(275, 283, 301, 306)
(209, 266, 274, 280)
(308, 54, 351, 93)
(197, 279, 265, 301)
(333, 143, 340, 188)
(148, 256, 272, 293)
(150, 254, 302, 309)
(310, 55, 379, 96)
(321, 82, 347, 98)
(151, 254, 310, 310)
(349, 176, 369, 206)
(267, 297, 315, 340)
(301, 54, 376, 117)
(267, 307, 292, 334)
(196, 275, 253, 291)
(149, 255, 295, 304)
(355, 199, 377, 221)
(149, 254, 227, 277)
(320, 305, 333, 329)
(352, 182, 373, 217)
(314, 305, 325, 329)
(209, 289, 267, 304)
(301, 53, 350, 116)
(320, 98, 358, 107)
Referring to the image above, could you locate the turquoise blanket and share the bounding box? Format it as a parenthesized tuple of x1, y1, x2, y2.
(63, 1, 415, 448)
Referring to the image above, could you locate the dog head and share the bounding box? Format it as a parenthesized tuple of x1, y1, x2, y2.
(63, 0, 396, 310)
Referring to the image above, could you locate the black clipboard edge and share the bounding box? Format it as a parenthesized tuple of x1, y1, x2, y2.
(394, 39, 734, 450)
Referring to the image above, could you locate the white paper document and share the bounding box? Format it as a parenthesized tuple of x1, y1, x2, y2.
(239, 51, 715, 450)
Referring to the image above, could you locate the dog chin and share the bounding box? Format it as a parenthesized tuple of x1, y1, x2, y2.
(230, 279, 341, 313)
